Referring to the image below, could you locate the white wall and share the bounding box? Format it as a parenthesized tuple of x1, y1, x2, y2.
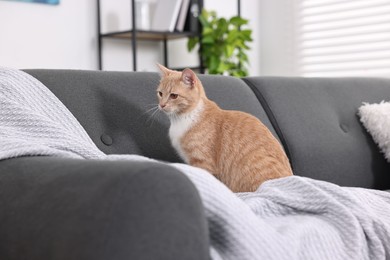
(258, 0, 295, 76)
(0, 0, 98, 70)
(0, 0, 282, 76)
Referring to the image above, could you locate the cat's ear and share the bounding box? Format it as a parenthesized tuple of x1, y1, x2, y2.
(156, 63, 171, 76)
(181, 68, 197, 87)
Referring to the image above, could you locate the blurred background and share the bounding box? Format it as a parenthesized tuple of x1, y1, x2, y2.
(0, 0, 389, 77)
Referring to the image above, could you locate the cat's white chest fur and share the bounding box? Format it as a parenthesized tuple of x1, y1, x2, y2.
(168, 100, 204, 163)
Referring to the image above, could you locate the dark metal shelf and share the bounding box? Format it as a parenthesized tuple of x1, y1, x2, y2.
(100, 30, 199, 41)
(97, 0, 204, 71)
(171, 66, 202, 72)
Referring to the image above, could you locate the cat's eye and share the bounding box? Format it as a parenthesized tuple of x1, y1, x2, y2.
(157, 91, 163, 97)
(170, 93, 178, 99)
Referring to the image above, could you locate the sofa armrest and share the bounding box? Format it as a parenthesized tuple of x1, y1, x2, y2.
(0, 157, 209, 260)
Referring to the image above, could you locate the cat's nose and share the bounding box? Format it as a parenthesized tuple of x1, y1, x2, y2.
(160, 104, 166, 109)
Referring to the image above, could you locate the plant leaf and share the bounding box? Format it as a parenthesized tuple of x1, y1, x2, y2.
(224, 45, 235, 58)
(229, 16, 248, 27)
(199, 9, 210, 27)
(203, 27, 214, 36)
(209, 56, 220, 74)
(201, 36, 214, 44)
(189, 8, 252, 77)
(187, 37, 199, 52)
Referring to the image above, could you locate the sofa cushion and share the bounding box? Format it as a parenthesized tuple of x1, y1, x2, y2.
(24, 70, 277, 163)
(244, 77, 390, 189)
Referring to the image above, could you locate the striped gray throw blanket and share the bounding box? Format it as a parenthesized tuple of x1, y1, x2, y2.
(1, 67, 390, 260)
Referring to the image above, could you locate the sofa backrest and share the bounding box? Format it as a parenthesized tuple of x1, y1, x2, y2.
(244, 77, 390, 189)
(25, 70, 278, 164)
(24, 70, 390, 190)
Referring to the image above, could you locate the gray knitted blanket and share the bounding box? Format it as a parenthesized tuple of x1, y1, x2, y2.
(1, 67, 390, 260)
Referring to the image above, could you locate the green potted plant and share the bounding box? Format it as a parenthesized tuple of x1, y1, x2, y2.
(187, 9, 253, 77)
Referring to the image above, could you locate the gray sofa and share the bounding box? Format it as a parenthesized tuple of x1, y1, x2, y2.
(1, 69, 389, 260)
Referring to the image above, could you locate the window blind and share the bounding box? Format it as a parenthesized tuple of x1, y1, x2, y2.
(295, 0, 390, 77)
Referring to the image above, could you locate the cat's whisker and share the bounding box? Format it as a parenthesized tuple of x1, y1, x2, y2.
(137, 105, 159, 119)
(143, 106, 161, 127)
(143, 105, 159, 115)
(152, 106, 162, 117)
(146, 112, 159, 127)
(145, 103, 158, 108)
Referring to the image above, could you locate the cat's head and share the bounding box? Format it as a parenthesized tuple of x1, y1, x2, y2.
(156, 64, 205, 116)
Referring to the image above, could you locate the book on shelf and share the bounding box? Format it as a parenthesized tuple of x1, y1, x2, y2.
(151, 0, 183, 32)
(183, 0, 201, 33)
(175, 0, 190, 31)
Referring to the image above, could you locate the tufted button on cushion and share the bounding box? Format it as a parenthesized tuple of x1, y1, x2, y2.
(101, 134, 113, 146)
(340, 123, 349, 133)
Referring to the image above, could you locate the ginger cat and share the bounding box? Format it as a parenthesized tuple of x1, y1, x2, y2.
(156, 64, 293, 192)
